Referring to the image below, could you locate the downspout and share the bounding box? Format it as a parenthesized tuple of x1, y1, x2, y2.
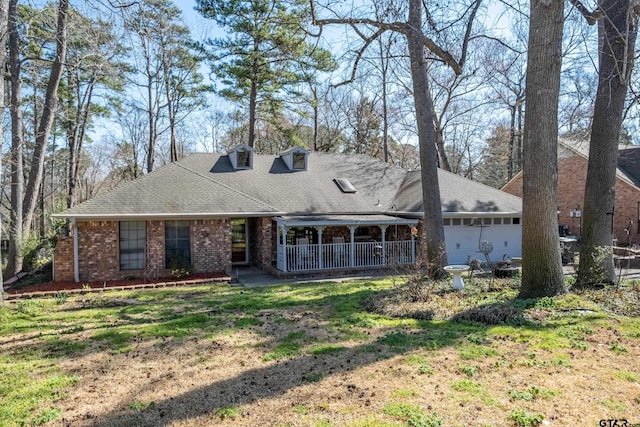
(71, 217, 79, 282)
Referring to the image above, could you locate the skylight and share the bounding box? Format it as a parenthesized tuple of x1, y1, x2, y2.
(334, 178, 357, 193)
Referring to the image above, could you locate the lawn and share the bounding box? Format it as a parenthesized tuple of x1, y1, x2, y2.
(1, 276, 639, 427)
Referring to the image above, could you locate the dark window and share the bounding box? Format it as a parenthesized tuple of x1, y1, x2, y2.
(292, 153, 306, 169)
(165, 220, 191, 269)
(513, 218, 521, 225)
(443, 218, 451, 226)
(237, 150, 251, 168)
(120, 221, 146, 270)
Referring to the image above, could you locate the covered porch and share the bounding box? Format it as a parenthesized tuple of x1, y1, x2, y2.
(275, 215, 419, 273)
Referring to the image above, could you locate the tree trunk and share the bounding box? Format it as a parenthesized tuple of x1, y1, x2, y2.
(577, 0, 637, 287)
(407, 0, 448, 276)
(248, 77, 258, 148)
(519, 0, 566, 298)
(6, 0, 24, 277)
(22, 0, 69, 236)
(0, 0, 8, 302)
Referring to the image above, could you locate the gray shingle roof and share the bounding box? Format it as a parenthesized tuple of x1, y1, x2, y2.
(394, 169, 523, 214)
(57, 152, 522, 219)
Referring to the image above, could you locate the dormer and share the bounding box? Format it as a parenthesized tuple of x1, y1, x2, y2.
(280, 146, 309, 171)
(227, 144, 253, 170)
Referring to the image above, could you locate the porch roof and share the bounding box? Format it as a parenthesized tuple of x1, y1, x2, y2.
(275, 215, 418, 228)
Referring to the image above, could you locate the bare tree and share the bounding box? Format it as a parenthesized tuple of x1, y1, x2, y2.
(311, 0, 481, 275)
(0, 0, 8, 302)
(518, 0, 566, 298)
(574, 0, 639, 286)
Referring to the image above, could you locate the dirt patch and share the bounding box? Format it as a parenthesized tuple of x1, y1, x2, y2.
(4, 272, 229, 298)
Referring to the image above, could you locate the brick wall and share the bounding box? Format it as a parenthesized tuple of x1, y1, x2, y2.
(192, 219, 231, 274)
(502, 153, 640, 245)
(251, 217, 273, 268)
(53, 236, 74, 282)
(78, 221, 120, 282)
(53, 218, 233, 283)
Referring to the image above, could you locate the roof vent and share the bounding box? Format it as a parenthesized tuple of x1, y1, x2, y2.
(334, 178, 357, 193)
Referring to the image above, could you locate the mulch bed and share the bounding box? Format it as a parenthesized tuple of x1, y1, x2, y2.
(4, 272, 231, 300)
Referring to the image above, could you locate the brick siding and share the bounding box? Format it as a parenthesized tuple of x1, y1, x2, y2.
(502, 153, 640, 245)
(53, 219, 232, 282)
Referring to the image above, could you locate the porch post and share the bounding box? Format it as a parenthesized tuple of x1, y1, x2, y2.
(411, 232, 416, 264)
(380, 225, 388, 265)
(349, 226, 356, 267)
(315, 226, 325, 269)
(282, 225, 288, 272)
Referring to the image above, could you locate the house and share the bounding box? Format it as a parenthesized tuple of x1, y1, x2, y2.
(502, 140, 640, 246)
(52, 145, 523, 282)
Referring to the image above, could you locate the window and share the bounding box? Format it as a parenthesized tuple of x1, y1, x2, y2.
(452, 218, 461, 226)
(443, 218, 451, 226)
(237, 150, 251, 168)
(493, 218, 502, 225)
(120, 221, 146, 270)
(503, 218, 512, 225)
(463, 218, 472, 226)
(513, 218, 521, 225)
(292, 153, 306, 169)
(165, 220, 191, 269)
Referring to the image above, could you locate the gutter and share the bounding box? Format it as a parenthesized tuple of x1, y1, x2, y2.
(71, 218, 79, 282)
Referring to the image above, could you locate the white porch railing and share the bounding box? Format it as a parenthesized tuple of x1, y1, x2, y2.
(281, 240, 415, 272)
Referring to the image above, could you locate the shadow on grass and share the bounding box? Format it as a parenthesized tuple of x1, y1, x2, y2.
(87, 326, 463, 427)
(2, 280, 607, 426)
(83, 292, 592, 426)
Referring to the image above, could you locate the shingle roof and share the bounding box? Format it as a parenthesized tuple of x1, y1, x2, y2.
(57, 151, 522, 219)
(394, 169, 523, 214)
(617, 145, 640, 187)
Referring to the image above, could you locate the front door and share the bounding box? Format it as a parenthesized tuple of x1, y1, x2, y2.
(231, 219, 249, 264)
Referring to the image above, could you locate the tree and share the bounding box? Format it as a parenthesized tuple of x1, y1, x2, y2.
(575, 0, 639, 286)
(518, 0, 566, 298)
(125, 0, 203, 172)
(312, 0, 480, 275)
(6, 0, 24, 277)
(6, 0, 69, 277)
(195, 0, 334, 149)
(61, 12, 128, 208)
(0, 0, 8, 303)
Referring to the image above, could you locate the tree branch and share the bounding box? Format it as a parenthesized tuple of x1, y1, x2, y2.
(567, 0, 603, 25)
(332, 27, 386, 87)
(458, 0, 482, 68)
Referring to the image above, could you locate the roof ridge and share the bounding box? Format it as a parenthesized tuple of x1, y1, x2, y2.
(174, 162, 280, 212)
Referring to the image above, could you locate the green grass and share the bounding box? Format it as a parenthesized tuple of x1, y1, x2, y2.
(383, 402, 443, 427)
(1, 277, 640, 426)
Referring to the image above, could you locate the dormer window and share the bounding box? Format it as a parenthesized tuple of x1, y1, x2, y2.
(227, 144, 253, 170)
(292, 153, 306, 170)
(280, 147, 309, 171)
(237, 150, 251, 168)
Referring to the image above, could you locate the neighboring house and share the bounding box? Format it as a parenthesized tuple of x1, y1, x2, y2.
(53, 144, 523, 282)
(502, 140, 640, 246)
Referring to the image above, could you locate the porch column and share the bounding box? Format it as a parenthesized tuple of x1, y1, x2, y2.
(349, 226, 356, 267)
(282, 225, 288, 272)
(315, 226, 325, 269)
(380, 225, 388, 265)
(410, 230, 416, 264)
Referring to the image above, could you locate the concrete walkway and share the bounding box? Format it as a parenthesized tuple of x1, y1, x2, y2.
(233, 266, 389, 288)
